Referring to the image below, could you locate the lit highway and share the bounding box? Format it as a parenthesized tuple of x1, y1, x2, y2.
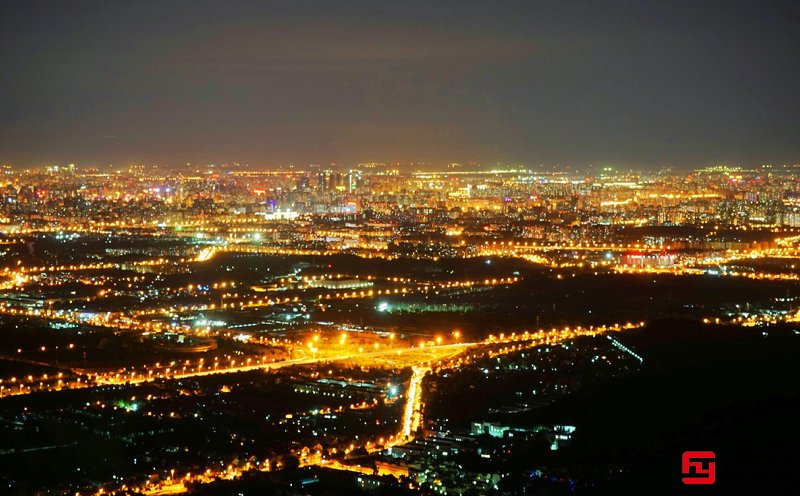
(398, 365, 428, 442)
(94, 321, 646, 495)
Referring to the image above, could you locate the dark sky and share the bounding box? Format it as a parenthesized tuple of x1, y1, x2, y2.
(1, 0, 798, 170)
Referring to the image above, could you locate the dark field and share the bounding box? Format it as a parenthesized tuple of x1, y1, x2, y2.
(488, 320, 800, 494)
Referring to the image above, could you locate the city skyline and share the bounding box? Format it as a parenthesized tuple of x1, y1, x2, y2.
(0, 162, 799, 494)
(1, 2, 799, 494)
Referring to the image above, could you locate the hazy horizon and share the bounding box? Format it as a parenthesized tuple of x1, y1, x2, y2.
(1, 0, 798, 169)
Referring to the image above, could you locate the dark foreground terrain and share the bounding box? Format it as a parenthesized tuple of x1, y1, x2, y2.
(498, 319, 800, 494)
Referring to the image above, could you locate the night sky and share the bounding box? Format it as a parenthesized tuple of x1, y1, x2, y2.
(1, 0, 798, 169)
